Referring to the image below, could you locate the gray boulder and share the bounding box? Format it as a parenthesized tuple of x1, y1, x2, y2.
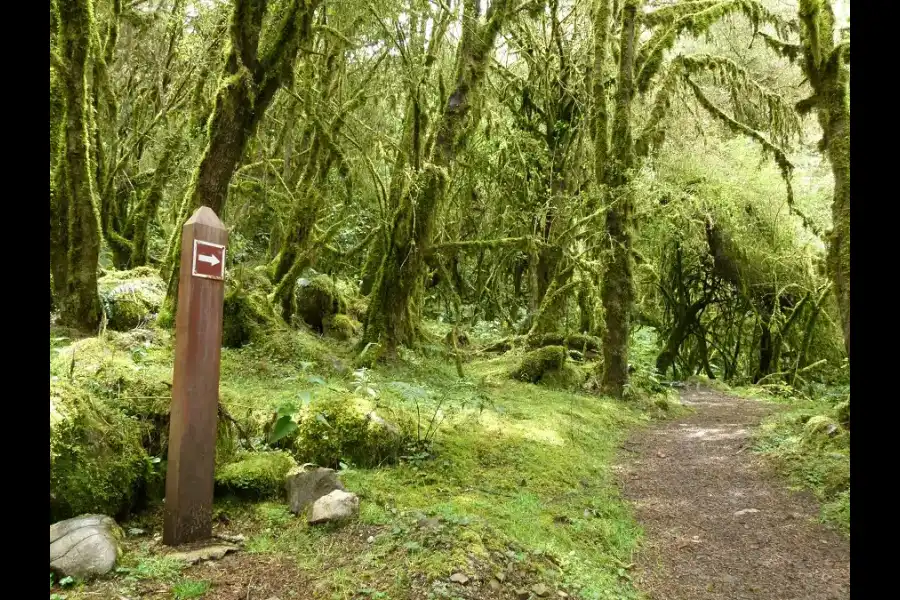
(308, 490, 359, 524)
(50, 514, 123, 578)
(286, 465, 346, 515)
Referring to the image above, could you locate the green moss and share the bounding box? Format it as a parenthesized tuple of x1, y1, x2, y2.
(50, 381, 149, 522)
(754, 400, 849, 535)
(295, 397, 409, 469)
(98, 267, 166, 331)
(323, 314, 360, 341)
(833, 400, 849, 428)
(511, 346, 568, 384)
(215, 450, 297, 499)
(526, 332, 601, 354)
(294, 275, 347, 332)
(222, 270, 277, 348)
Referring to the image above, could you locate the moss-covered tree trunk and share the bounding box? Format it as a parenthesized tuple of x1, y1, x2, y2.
(52, 0, 103, 331)
(596, 0, 638, 396)
(792, 0, 850, 359)
(362, 0, 516, 352)
(162, 0, 320, 319)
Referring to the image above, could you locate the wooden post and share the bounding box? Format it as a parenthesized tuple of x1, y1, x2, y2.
(163, 206, 228, 546)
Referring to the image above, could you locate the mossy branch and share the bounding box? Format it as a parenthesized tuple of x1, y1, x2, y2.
(635, 0, 791, 95)
(685, 76, 795, 206)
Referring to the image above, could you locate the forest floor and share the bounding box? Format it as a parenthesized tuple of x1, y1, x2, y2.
(616, 384, 850, 600)
(50, 325, 848, 600)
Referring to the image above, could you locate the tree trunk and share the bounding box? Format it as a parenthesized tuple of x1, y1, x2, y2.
(53, 0, 102, 331)
(162, 0, 320, 320)
(362, 0, 514, 352)
(598, 1, 638, 397)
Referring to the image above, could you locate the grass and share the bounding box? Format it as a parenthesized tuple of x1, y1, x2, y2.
(172, 579, 211, 599)
(51, 323, 654, 600)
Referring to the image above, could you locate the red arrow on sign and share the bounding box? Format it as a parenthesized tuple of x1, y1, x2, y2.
(192, 240, 226, 280)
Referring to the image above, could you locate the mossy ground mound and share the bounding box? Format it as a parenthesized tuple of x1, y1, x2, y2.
(50, 380, 149, 522)
(295, 397, 410, 468)
(294, 275, 347, 332)
(526, 332, 601, 354)
(223, 267, 278, 348)
(98, 267, 166, 331)
(323, 314, 360, 340)
(511, 345, 568, 384)
(215, 451, 297, 499)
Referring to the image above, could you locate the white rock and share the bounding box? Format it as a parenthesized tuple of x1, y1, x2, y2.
(308, 490, 359, 524)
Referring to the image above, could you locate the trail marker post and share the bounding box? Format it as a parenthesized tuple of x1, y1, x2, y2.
(163, 206, 228, 546)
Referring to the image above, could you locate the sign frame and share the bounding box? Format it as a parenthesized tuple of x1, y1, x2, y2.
(191, 239, 227, 280)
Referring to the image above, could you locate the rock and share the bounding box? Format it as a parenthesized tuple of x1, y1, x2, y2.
(294, 275, 347, 332)
(308, 490, 359, 524)
(733, 508, 760, 517)
(531, 583, 550, 597)
(495, 571, 506, 582)
(367, 536, 375, 543)
(450, 573, 470, 585)
(50, 514, 123, 578)
(286, 466, 346, 515)
(489, 578, 502, 591)
(516, 588, 531, 599)
(511, 346, 568, 384)
(167, 543, 239, 565)
(557, 592, 569, 598)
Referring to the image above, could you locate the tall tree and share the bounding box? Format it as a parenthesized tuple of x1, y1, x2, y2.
(362, 0, 524, 353)
(163, 0, 322, 318)
(759, 0, 849, 359)
(51, 0, 103, 331)
(589, 0, 800, 396)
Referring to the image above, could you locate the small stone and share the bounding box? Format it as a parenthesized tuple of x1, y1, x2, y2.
(367, 536, 375, 543)
(308, 490, 360, 525)
(531, 583, 550, 597)
(215, 533, 246, 544)
(557, 592, 569, 598)
(516, 589, 530, 600)
(656, 451, 666, 458)
(733, 508, 759, 517)
(450, 573, 470, 585)
(495, 571, 506, 582)
(489, 578, 502, 591)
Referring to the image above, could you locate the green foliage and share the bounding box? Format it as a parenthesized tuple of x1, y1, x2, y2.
(215, 450, 297, 499)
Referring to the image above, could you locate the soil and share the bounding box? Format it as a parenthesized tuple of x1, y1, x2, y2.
(616, 385, 849, 600)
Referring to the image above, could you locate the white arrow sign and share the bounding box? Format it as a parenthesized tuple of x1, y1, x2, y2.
(198, 253, 220, 266)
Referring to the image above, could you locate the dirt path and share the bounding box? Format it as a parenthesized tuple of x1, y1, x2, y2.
(616, 385, 849, 600)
